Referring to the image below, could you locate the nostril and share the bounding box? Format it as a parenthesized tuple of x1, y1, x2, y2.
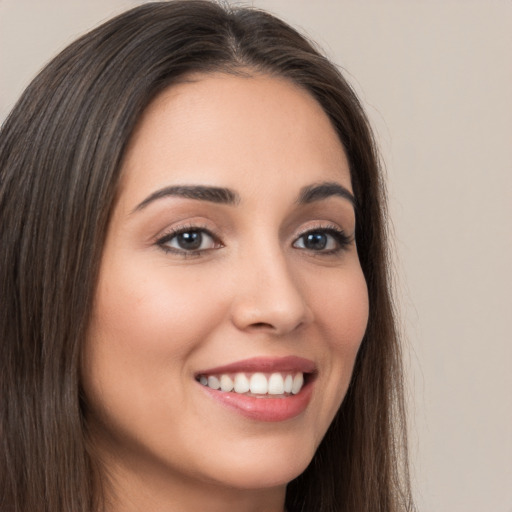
(250, 322, 274, 329)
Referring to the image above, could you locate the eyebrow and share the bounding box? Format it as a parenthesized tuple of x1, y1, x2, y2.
(297, 182, 356, 207)
(132, 180, 355, 213)
(132, 185, 240, 213)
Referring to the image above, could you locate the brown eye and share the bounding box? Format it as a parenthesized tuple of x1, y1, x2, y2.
(158, 228, 219, 254)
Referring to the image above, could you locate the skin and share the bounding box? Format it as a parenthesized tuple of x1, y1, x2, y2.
(82, 73, 369, 512)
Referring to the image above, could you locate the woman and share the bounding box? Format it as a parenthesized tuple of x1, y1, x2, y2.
(0, 2, 414, 511)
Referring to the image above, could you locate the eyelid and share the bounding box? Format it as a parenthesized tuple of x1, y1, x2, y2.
(155, 223, 223, 256)
(153, 220, 353, 258)
(292, 223, 353, 253)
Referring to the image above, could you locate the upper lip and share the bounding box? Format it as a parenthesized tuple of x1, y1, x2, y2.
(196, 356, 316, 376)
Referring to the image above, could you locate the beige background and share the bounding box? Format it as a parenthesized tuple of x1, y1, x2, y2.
(1, 1, 511, 511)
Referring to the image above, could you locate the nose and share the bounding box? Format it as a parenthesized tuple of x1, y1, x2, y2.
(229, 247, 313, 336)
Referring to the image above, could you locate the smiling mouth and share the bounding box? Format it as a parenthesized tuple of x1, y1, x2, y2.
(196, 371, 307, 397)
(195, 356, 316, 421)
(195, 355, 317, 398)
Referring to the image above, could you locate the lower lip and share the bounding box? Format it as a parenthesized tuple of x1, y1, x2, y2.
(199, 379, 314, 422)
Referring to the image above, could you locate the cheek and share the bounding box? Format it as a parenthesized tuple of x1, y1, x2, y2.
(88, 262, 227, 362)
(81, 262, 230, 425)
(313, 265, 369, 352)
(310, 266, 369, 415)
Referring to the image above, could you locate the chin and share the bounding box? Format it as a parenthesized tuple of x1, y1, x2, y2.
(193, 435, 317, 491)
(207, 462, 308, 491)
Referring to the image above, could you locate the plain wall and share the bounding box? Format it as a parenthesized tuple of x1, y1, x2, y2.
(1, 1, 511, 511)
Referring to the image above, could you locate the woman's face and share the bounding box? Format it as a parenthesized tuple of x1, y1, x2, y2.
(82, 73, 368, 507)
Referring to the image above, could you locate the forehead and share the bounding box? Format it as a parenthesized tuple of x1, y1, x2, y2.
(119, 72, 351, 206)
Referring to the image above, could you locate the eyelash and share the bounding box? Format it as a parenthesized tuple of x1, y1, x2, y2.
(156, 224, 221, 257)
(155, 224, 352, 257)
(293, 225, 352, 255)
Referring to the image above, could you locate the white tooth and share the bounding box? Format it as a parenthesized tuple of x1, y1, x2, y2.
(234, 373, 250, 393)
(220, 375, 234, 392)
(268, 373, 285, 395)
(291, 373, 304, 394)
(199, 375, 208, 386)
(284, 374, 293, 393)
(207, 375, 220, 390)
(249, 372, 268, 394)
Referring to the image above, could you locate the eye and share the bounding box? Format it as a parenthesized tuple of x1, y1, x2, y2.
(157, 227, 220, 254)
(293, 227, 351, 253)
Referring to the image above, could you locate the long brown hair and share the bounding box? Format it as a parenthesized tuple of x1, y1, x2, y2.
(0, 2, 414, 511)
